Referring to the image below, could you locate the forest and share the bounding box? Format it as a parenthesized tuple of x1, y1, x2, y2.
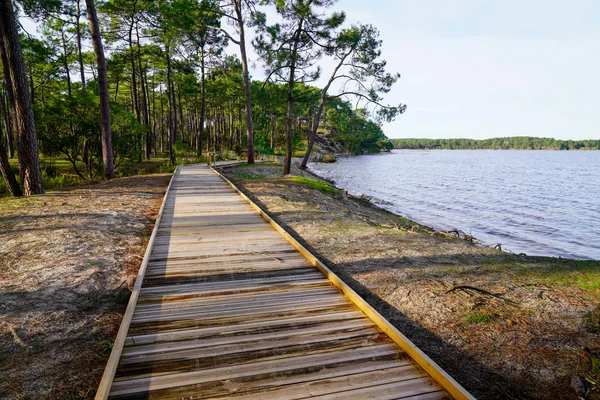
(391, 137, 600, 150)
(0, 0, 405, 197)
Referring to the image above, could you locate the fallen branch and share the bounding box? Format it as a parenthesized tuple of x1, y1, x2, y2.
(446, 285, 519, 306)
(3, 322, 31, 348)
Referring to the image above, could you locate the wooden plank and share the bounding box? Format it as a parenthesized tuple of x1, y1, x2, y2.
(118, 325, 383, 368)
(128, 302, 356, 336)
(132, 286, 339, 313)
(153, 225, 275, 237)
(139, 271, 325, 295)
(122, 318, 374, 357)
(208, 364, 428, 400)
(132, 287, 341, 318)
(124, 310, 366, 347)
(144, 259, 312, 278)
(212, 167, 474, 400)
(131, 296, 349, 325)
(148, 246, 291, 259)
(109, 344, 400, 397)
(150, 238, 288, 253)
(312, 379, 445, 400)
(117, 360, 413, 400)
(147, 249, 299, 263)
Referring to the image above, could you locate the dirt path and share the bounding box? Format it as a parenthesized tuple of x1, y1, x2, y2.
(220, 163, 600, 400)
(0, 174, 170, 399)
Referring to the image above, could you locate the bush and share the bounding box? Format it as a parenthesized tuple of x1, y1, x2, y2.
(41, 170, 78, 189)
(319, 153, 336, 163)
(157, 162, 176, 173)
(41, 163, 59, 178)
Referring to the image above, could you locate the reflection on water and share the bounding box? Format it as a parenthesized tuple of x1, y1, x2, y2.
(309, 150, 600, 260)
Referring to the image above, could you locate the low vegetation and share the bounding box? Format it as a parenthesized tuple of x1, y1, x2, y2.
(464, 311, 498, 324)
(289, 176, 340, 194)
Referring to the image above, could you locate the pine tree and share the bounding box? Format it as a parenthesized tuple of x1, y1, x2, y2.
(0, 0, 44, 195)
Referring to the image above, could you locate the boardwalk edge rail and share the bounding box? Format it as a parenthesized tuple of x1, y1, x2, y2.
(211, 166, 475, 400)
(95, 168, 178, 400)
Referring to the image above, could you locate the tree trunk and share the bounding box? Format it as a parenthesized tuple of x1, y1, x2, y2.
(300, 53, 346, 170)
(284, 94, 293, 175)
(136, 27, 150, 160)
(0, 49, 18, 145)
(229, 108, 234, 151)
(177, 85, 184, 143)
(61, 29, 72, 97)
(151, 65, 157, 157)
(300, 108, 321, 169)
(0, 90, 14, 158)
(0, 136, 22, 196)
(76, 0, 86, 88)
(283, 21, 304, 175)
(0, 1, 44, 195)
(159, 84, 165, 154)
(233, 0, 254, 164)
(197, 47, 205, 157)
(0, 91, 19, 194)
(128, 11, 139, 121)
(85, 0, 115, 179)
(270, 114, 275, 149)
(165, 44, 176, 165)
(28, 66, 34, 106)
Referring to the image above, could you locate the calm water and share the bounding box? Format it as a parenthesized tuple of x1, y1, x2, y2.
(309, 150, 600, 260)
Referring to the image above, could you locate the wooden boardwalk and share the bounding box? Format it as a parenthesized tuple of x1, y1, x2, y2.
(96, 164, 472, 400)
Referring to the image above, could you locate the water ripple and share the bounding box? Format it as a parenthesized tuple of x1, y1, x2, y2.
(309, 150, 600, 260)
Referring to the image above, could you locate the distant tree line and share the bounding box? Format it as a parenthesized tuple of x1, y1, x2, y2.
(391, 137, 600, 150)
(0, 0, 405, 196)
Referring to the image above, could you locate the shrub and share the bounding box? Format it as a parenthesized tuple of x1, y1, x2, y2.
(289, 176, 339, 194)
(319, 153, 336, 163)
(464, 311, 497, 324)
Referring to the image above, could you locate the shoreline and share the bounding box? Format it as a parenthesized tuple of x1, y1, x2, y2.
(305, 153, 599, 262)
(219, 162, 600, 399)
(310, 164, 599, 261)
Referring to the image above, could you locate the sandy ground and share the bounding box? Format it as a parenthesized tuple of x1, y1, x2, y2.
(220, 163, 600, 400)
(0, 174, 170, 399)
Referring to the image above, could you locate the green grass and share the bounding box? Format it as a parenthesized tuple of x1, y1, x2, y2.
(509, 260, 600, 293)
(234, 162, 279, 169)
(464, 311, 497, 324)
(236, 172, 266, 179)
(289, 176, 340, 194)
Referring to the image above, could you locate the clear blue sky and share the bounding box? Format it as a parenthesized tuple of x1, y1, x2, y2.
(331, 0, 600, 140)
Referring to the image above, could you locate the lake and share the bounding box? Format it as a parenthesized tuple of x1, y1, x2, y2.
(309, 150, 600, 260)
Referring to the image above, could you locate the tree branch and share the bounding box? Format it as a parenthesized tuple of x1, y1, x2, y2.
(207, 25, 240, 45)
(328, 91, 394, 109)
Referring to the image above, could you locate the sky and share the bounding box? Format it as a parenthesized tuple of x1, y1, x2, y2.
(245, 0, 600, 140)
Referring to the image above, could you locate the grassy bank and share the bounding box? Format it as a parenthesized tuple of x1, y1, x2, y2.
(219, 162, 600, 400)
